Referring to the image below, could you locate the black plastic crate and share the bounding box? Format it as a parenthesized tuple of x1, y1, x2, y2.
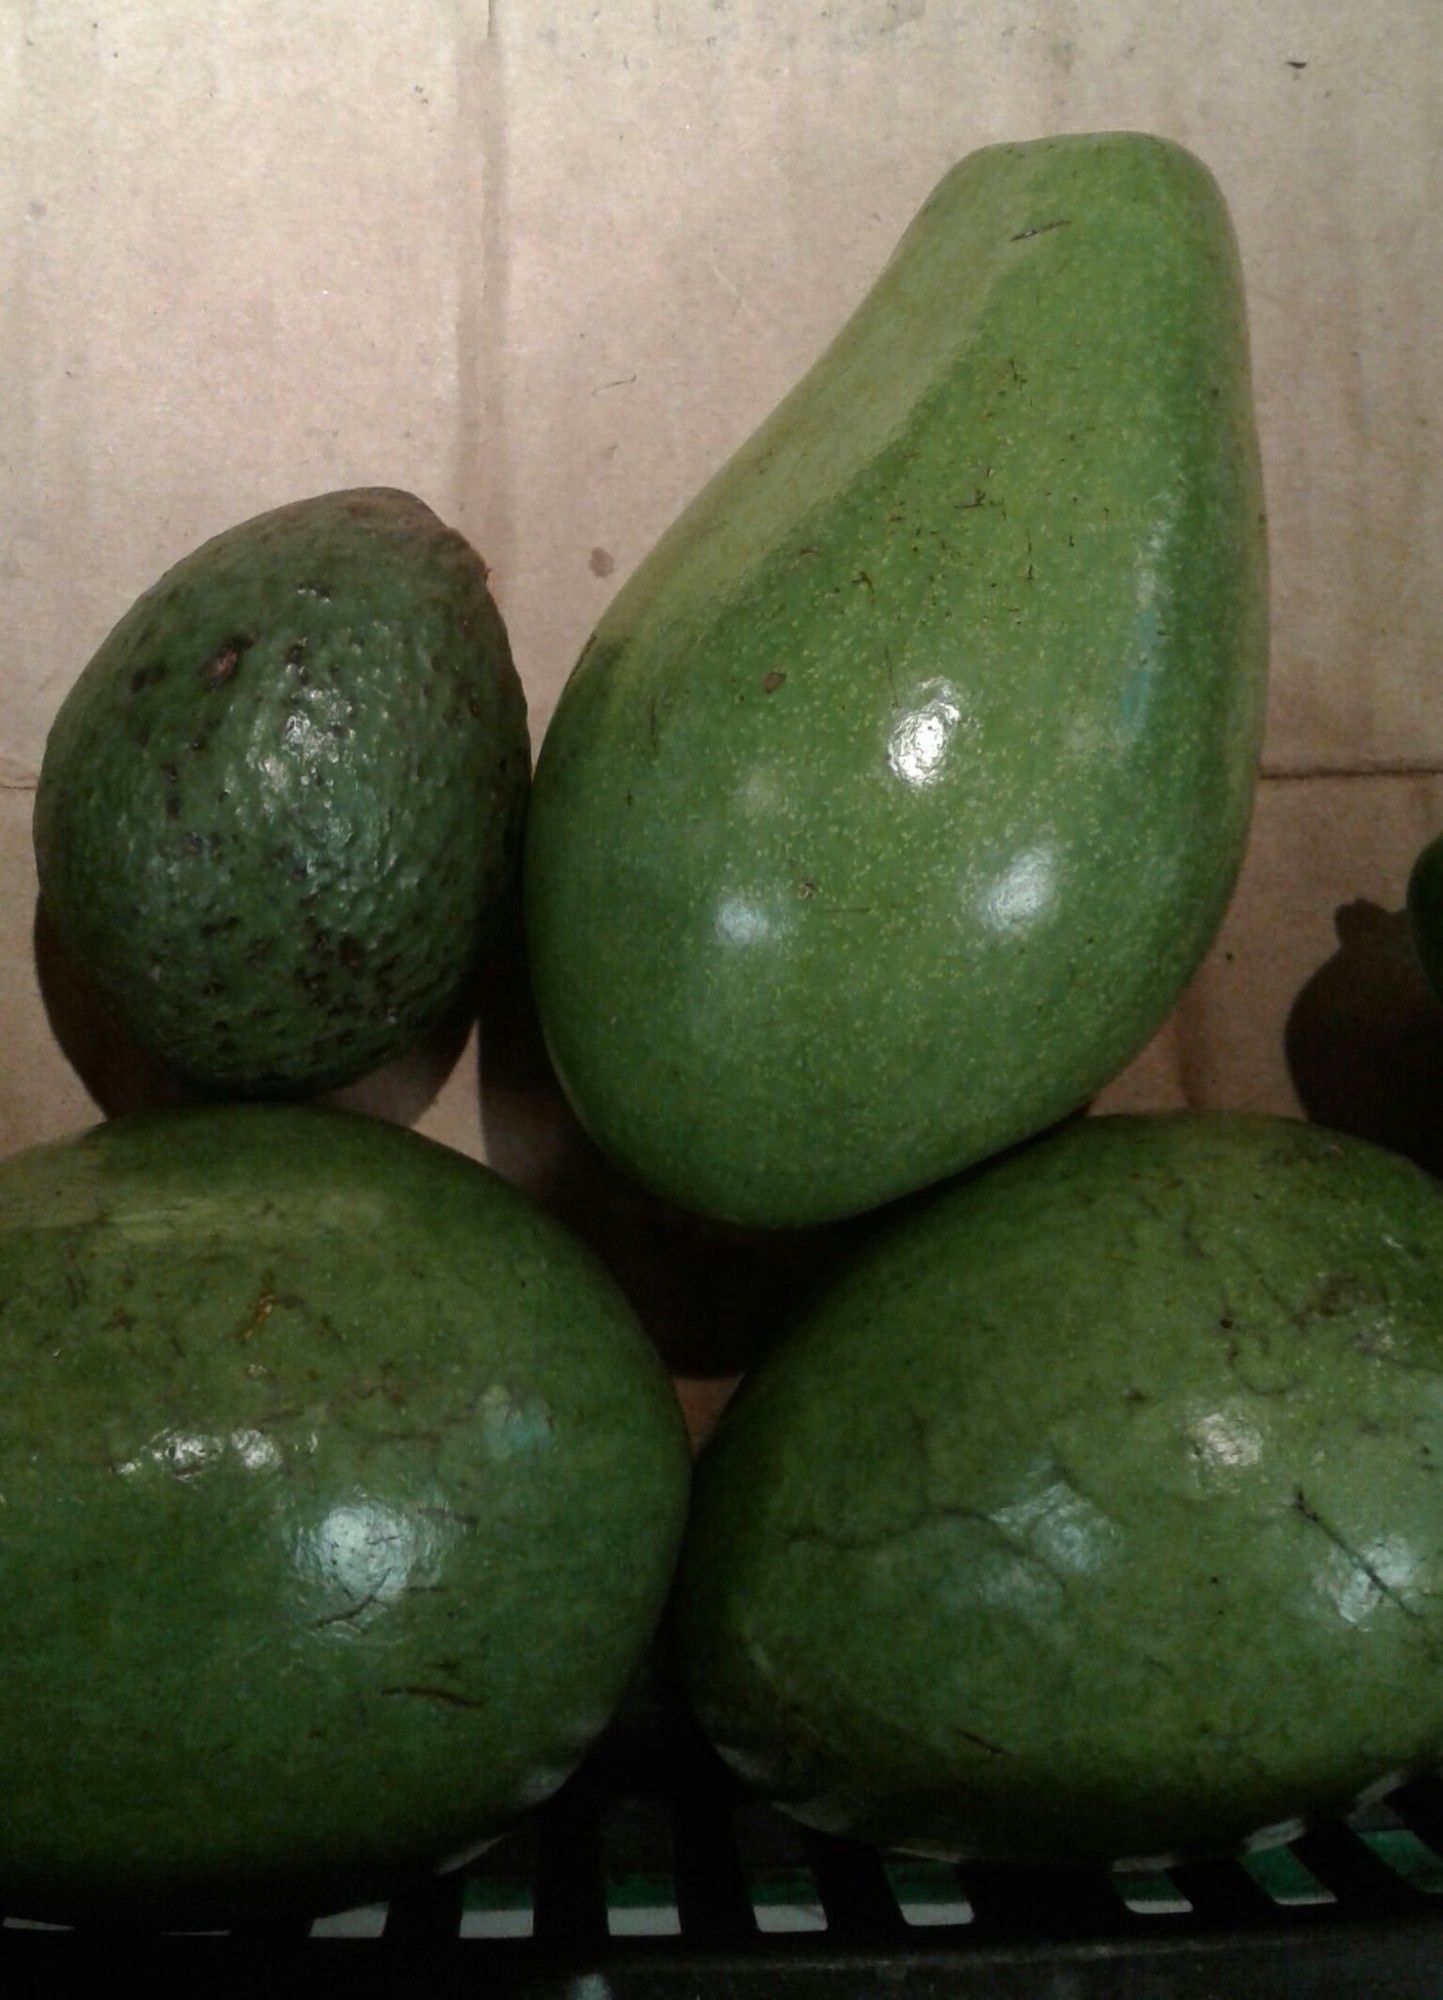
(8, 1705, 1443, 1995)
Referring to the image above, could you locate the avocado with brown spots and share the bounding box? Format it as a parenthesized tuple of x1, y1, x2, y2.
(526, 134, 1268, 1228)
(677, 1115, 1443, 1863)
(34, 489, 529, 1094)
(0, 1105, 689, 1922)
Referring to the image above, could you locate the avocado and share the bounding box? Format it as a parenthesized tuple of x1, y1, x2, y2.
(676, 1114, 1443, 1863)
(525, 134, 1268, 1229)
(1408, 831, 1443, 1001)
(0, 1106, 688, 1922)
(34, 489, 529, 1096)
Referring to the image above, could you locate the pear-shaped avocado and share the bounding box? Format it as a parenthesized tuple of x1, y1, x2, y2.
(35, 489, 529, 1095)
(526, 134, 1268, 1229)
(676, 1114, 1443, 1864)
(0, 1105, 688, 1922)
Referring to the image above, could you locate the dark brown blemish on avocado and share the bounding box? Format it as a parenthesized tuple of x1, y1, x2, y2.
(129, 661, 166, 694)
(763, 671, 785, 694)
(200, 633, 253, 689)
(338, 934, 365, 973)
(233, 1289, 283, 1343)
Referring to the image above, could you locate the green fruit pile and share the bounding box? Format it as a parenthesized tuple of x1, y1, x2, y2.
(7, 129, 1443, 1924)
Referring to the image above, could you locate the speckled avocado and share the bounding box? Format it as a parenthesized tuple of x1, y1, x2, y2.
(526, 134, 1268, 1229)
(0, 1106, 688, 1922)
(34, 489, 529, 1095)
(676, 1114, 1443, 1863)
(1408, 831, 1443, 1001)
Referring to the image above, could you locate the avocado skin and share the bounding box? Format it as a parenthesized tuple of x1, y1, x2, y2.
(0, 1106, 688, 1922)
(676, 1114, 1443, 1863)
(525, 134, 1268, 1229)
(34, 489, 529, 1095)
(1408, 832, 1443, 1000)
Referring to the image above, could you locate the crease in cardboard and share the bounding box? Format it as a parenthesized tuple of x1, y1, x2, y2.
(454, 0, 515, 622)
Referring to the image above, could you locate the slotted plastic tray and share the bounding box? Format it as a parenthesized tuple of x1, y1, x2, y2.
(8, 1702, 1443, 1995)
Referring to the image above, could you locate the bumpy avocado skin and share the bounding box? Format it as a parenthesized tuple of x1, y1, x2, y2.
(0, 1106, 689, 1922)
(34, 489, 529, 1094)
(677, 1115, 1443, 1863)
(526, 134, 1268, 1229)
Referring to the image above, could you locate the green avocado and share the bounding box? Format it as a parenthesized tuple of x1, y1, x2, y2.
(526, 134, 1268, 1230)
(676, 1114, 1443, 1863)
(0, 1106, 688, 1922)
(34, 489, 529, 1095)
(1408, 831, 1443, 1001)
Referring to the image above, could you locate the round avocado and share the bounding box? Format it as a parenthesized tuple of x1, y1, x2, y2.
(0, 1106, 689, 1922)
(34, 489, 529, 1096)
(676, 1114, 1443, 1864)
(1408, 831, 1443, 1002)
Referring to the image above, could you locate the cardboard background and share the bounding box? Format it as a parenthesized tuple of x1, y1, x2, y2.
(3, 2, 1439, 1425)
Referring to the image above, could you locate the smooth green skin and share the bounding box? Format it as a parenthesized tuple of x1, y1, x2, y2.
(526, 134, 1268, 1230)
(1408, 832, 1443, 1000)
(0, 1106, 689, 1922)
(677, 1114, 1443, 1864)
(34, 489, 529, 1095)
